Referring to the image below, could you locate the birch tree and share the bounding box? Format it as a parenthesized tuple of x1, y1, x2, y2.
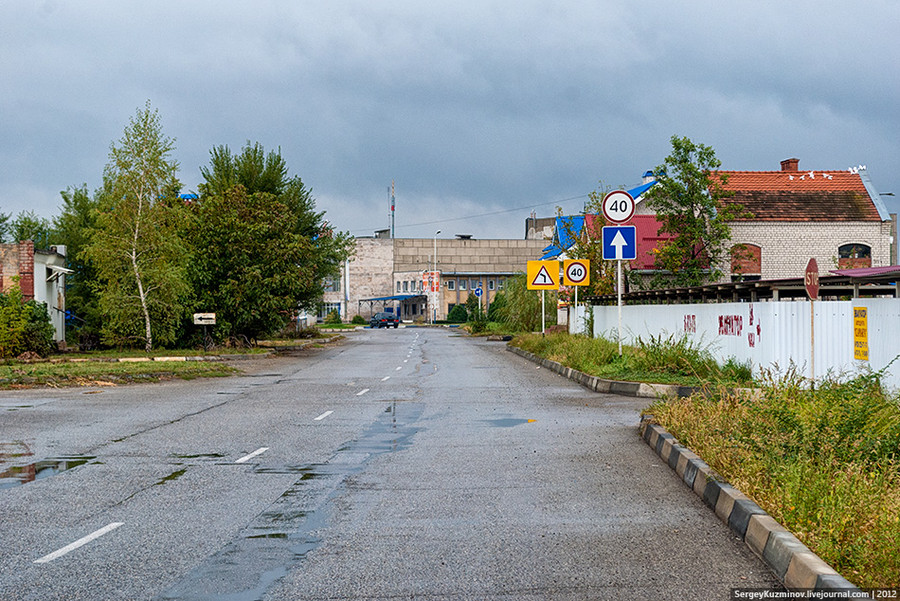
(84, 102, 188, 351)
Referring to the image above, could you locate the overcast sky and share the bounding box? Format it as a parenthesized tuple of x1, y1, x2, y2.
(2, 1, 898, 240)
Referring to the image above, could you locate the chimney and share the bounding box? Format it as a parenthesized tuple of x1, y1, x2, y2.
(780, 158, 799, 172)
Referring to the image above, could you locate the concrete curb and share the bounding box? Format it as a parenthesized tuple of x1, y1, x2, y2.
(505, 343, 861, 593)
(641, 420, 860, 593)
(506, 344, 699, 398)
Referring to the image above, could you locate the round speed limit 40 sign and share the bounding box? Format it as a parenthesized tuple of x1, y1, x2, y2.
(563, 259, 590, 286)
(602, 190, 635, 224)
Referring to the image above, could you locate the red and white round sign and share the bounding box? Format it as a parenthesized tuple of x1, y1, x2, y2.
(602, 190, 635, 224)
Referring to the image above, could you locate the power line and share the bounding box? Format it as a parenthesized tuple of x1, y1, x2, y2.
(349, 193, 589, 234)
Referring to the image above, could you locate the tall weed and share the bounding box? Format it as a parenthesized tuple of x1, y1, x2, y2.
(649, 370, 900, 588)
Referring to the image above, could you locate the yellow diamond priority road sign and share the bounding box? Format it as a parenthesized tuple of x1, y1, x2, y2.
(527, 260, 559, 290)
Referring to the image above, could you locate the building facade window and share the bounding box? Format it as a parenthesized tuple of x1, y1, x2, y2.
(488, 279, 495, 291)
(447, 280, 456, 291)
(838, 243, 871, 269)
(323, 276, 341, 292)
(731, 243, 762, 280)
(459, 279, 467, 290)
(318, 302, 342, 321)
(396, 281, 401, 293)
(498, 278, 505, 290)
(403, 281, 409, 292)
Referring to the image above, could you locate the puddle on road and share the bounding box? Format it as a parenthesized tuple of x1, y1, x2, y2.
(155, 401, 424, 601)
(0, 455, 96, 490)
(170, 453, 226, 460)
(483, 418, 537, 428)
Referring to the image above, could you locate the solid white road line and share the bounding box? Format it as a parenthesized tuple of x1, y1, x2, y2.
(235, 447, 269, 464)
(356, 388, 370, 396)
(313, 410, 333, 421)
(381, 376, 390, 381)
(395, 366, 402, 371)
(34, 522, 124, 564)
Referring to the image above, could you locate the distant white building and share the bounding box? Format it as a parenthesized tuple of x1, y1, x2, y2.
(0, 241, 69, 344)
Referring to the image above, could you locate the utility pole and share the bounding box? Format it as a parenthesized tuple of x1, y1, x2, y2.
(390, 180, 395, 239)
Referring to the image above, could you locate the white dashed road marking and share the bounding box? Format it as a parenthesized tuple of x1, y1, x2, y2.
(235, 447, 269, 464)
(34, 522, 124, 564)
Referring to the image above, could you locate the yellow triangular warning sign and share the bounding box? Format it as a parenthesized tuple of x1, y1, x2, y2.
(527, 260, 559, 290)
(532, 265, 553, 286)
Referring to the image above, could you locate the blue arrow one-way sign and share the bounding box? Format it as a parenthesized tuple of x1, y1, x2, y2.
(602, 226, 637, 260)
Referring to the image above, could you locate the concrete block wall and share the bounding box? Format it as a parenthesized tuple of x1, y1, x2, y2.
(394, 238, 547, 274)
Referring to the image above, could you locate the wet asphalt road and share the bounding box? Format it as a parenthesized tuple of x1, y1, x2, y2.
(0, 328, 779, 600)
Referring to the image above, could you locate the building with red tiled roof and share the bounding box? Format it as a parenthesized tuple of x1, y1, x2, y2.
(718, 158, 894, 281)
(535, 160, 895, 287)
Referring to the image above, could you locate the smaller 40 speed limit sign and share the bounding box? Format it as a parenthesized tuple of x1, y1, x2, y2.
(602, 190, 635, 224)
(563, 259, 590, 286)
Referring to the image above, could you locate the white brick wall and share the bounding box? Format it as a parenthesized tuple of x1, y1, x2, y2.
(726, 221, 892, 281)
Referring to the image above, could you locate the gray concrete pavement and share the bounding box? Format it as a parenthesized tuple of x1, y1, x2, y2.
(0, 329, 780, 600)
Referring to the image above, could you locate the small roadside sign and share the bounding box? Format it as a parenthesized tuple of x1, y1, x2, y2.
(854, 307, 868, 361)
(805, 258, 819, 300)
(526, 260, 559, 290)
(474, 287, 483, 297)
(562, 259, 590, 286)
(193, 313, 216, 325)
(602, 190, 635, 224)
(601, 226, 637, 261)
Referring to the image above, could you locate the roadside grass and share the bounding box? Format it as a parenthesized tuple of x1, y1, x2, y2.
(510, 332, 753, 387)
(647, 369, 900, 588)
(464, 321, 519, 337)
(73, 347, 269, 359)
(0, 360, 238, 389)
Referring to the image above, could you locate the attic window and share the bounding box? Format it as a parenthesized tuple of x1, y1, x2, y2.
(838, 243, 871, 269)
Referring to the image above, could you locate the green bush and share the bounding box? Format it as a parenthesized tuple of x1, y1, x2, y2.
(0, 286, 55, 358)
(323, 309, 342, 325)
(487, 292, 506, 321)
(351, 314, 367, 325)
(447, 304, 468, 323)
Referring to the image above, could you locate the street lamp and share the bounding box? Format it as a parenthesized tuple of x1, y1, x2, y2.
(432, 230, 441, 323)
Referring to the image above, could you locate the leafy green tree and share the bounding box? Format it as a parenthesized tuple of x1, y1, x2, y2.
(0, 285, 55, 358)
(643, 135, 750, 287)
(188, 142, 353, 340)
(0, 212, 10, 242)
(11, 211, 54, 248)
(54, 184, 101, 346)
(83, 102, 189, 351)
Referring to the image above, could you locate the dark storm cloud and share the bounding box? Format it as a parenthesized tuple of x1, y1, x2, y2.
(1, 1, 897, 239)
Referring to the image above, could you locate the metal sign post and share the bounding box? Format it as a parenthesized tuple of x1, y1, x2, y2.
(601, 227, 636, 355)
(562, 259, 590, 336)
(617, 260, 623, 355)
(601, 191, 635, 354)
(527, 260, 560, 334)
